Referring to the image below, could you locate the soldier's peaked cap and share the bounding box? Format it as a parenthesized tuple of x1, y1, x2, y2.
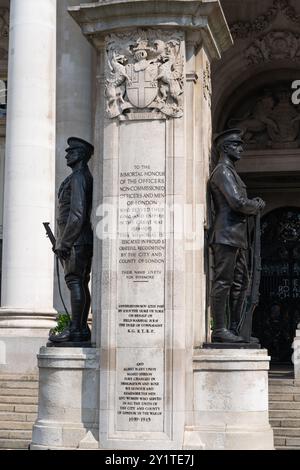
(66, 137, 94, 155)
(213, 128, 244, 148)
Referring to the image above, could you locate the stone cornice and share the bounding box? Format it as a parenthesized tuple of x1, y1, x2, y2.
(69, 0, 233, 59)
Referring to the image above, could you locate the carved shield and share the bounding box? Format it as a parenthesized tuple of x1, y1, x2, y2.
(126, 63, 158, 108)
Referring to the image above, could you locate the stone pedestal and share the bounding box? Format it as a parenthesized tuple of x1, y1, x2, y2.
(31, 347, 99, 450)
(184, 349, 274, 450)
(68, 0, 233, 450)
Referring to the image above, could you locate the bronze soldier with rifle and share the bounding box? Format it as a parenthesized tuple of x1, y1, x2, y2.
(44, 137, 94, 344)
(209, 129, 265, 344)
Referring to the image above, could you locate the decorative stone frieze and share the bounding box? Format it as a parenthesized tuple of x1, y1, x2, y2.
(245, 31, 300, 65)
(231, 0, 300, 39)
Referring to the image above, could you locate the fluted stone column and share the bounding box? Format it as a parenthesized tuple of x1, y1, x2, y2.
(0, 0, 57, 373)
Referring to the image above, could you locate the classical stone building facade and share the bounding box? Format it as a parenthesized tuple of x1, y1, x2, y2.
(0, 0, 299, 451)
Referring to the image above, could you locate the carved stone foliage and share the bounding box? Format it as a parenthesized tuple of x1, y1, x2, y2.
(231, 0, 300, 39)
(203, 61, 212, 106)
(228, 86, 300, 149)
(0, 8, 9, 39)
(246, 31, 300, 65)
(105, 29, 184, 119)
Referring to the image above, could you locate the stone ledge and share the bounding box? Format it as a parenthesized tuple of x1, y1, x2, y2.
(69, 0, 233, 59)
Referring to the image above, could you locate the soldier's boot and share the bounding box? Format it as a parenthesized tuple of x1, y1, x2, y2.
(68, 279, 86, 342)
(48, 326, 71, 343)
(211, 297, 244, 343)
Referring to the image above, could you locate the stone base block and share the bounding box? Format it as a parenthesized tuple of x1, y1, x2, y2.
(0, 309, 56, 374)
(184, 348, 274, 450)
(31, 347, 100, 450)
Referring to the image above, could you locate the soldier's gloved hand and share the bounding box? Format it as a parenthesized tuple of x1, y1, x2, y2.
(54, 248, 71, 260)
(254, 197, 266, 211)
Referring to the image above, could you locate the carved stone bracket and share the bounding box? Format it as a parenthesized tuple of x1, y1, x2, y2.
(246, 31, 300, 65)
(105, 29, 184, 119)
(203, 61, 212, 107)
(231, 0, 300, 39)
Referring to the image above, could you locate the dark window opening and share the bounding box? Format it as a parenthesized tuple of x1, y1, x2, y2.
(253, 207, 300, 363)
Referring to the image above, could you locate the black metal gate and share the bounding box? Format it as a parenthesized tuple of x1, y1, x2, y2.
(253, 207, 300, 363)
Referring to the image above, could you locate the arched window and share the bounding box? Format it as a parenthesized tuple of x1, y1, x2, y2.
(0, 80, 7, 117)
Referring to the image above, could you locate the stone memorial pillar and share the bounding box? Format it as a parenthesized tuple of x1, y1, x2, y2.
(68, 0, 233, 450)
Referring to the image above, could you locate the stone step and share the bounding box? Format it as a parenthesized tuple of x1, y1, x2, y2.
(0, 381, 38, 389)
(270, 418, 300, 428)
(269, 379, 295, 386)
(270, 401, 300, 410)
(0, 375, 38, 382)
(0, 429, 32, 439)
(269, 385, 300, 394)
(0, 411, 37, 422)
(0, 388, 38, 397)
(0, 439, 30, 449)
(270, 410, 300, 418)
(0, 404, 14, 412)
(0, 395, 38, 405)
(269, 393, 300, 401)
(274, 436, 286, 447)
(0, 421, 35, 431)
(272, 427, 300, 437)
(276, 446, 300, 450)
(285, 437, 300, 447)
(0, 403, 38, 413)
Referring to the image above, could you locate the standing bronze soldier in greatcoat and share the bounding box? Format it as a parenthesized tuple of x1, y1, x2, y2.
(49, 137, 93, 344)
(209, 129, 265, 343)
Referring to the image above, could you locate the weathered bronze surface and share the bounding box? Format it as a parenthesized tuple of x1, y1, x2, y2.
(49, 137, 94, 345)
(209, 128, 265, 344)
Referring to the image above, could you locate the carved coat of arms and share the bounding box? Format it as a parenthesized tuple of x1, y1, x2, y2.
(105, 30, 184, 119)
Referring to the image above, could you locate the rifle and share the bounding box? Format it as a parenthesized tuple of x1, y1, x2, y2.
(43, 222, 56, 251)
(43, 222, 69, 316)
(238, 213, 261, 342)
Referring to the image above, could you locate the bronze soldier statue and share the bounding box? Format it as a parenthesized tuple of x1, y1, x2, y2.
(209, 129, 265, 343)
(49, 137, 93, 344)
